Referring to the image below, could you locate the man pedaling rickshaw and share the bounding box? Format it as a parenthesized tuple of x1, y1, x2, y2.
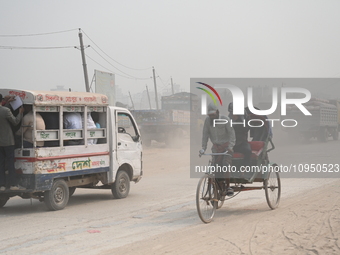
(200, 103, 236, 196)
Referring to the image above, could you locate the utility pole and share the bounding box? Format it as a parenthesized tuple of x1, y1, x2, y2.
(152, 67, 159, 110)
(78, 29, 90, 92)
(129, 91, 135, 110)
(146, 85, 152, 109)
(171, 77, 174, 95)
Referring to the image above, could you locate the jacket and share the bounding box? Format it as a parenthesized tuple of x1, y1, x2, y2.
(202, 114, 236, 151)
(0, 106, 23, 146)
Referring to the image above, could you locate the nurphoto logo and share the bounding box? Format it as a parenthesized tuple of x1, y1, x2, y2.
(196, 82, 312, 128)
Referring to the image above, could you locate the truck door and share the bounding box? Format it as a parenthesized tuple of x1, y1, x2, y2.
(116, 111, 142, 176)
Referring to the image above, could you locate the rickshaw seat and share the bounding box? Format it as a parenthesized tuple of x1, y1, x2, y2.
(232, 141, 265, 159)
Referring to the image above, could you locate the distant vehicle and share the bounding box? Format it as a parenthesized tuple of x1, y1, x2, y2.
(0, 89, 142, 210)
(132, 92, 201, 147)
(283, 98, 339, 142)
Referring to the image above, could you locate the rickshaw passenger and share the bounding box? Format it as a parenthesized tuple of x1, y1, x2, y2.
(16, 105, 45, 148)
(228, 103, 252, 166)
(200, 103, 236, 196)
(245, 107, 272, 141)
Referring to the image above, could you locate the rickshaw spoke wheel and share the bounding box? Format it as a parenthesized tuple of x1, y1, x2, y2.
(264, 168, 281, 210)
(216, 188, 225, 209)
(196, 175, 217, 223)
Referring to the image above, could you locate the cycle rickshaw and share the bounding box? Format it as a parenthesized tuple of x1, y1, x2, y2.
(196, 138, 281, 223)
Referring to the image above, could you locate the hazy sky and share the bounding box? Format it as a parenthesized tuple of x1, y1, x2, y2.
(1, 0, 339, 99)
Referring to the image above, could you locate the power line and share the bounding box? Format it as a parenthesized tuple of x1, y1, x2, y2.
(156, 70, 170, 89)
(0, 28, 78, 37)
(0, 45, 75, 50)
(81, 29, 152, 71)
(88, 47, 151, 80)
(0, 28, 153, 81)
(85, 53, 152, 80)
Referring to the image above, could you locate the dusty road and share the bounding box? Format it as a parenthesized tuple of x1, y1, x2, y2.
(0, 134, 339, 255)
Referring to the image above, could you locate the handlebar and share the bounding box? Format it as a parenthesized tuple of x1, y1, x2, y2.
(266, 138, 275, 153)
(199, 151, 232, 157)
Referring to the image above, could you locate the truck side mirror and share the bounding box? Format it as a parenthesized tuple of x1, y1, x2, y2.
(132, 134, 140, 142)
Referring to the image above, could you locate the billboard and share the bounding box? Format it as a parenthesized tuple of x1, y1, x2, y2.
(95, 70, 115, 106)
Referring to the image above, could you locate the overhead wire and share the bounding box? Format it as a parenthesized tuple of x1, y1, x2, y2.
(0, 28, 78, 50)
(85, 53, 151, 80)
(81, 29, 152, 71)
(87, 46, 151, 80)
(0, 28, 79, 37)
(0, 27, 155, 82)
(155, 70, 171, 90)
(0, 45, 75, 50)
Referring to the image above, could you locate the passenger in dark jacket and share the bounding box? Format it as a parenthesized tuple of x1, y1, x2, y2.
(0, 94, 25, 191)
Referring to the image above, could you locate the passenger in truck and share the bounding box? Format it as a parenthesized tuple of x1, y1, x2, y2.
(63, 112, 83, 145)
(40, 112, 60, 147)
(16, 105, 45, 148)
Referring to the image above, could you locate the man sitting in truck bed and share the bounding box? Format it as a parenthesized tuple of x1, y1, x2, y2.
(16, 105, 45, 148)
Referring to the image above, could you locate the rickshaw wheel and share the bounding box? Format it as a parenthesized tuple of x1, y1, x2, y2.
(216, 188, 225, 209)
(264, 168, 281, 210)
(196, 174, 217, 223)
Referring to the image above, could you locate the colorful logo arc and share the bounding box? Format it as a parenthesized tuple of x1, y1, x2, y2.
(196, 82, 223, 106)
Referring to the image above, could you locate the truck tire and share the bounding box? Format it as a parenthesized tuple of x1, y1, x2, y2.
(332, 128, 339, 140)
(111, 171, 130, 199)
(44, 179, 69, 211)
(0, 196, 9, 208)
(317, 128, 327, 142)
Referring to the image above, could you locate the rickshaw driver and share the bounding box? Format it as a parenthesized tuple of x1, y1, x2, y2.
(200, 103, 236, 196)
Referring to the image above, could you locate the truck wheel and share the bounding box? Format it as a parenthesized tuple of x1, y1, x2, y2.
(111, 171, 130, 199)
(332, 128, 339, 140)
(44, 179, 69, 211)
(317, 128, 327, 142)
(0, 196, 9, 208)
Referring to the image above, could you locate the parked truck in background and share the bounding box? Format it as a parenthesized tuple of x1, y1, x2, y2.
(284, 98, 339, 142)
(131, 92, 200, 147)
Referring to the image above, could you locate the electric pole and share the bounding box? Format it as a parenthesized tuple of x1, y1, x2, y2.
(146, 85, 152, 109)
(171, 77, 174, 95)
(78, 29, 90, 92)
(129, 91, 135, 110)
(152, 67, 159, 110)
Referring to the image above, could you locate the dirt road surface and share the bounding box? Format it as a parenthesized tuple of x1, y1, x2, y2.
(0, 134, 339, 255)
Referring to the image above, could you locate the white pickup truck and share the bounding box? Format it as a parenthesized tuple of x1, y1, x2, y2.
(0, 89, 143, 210)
